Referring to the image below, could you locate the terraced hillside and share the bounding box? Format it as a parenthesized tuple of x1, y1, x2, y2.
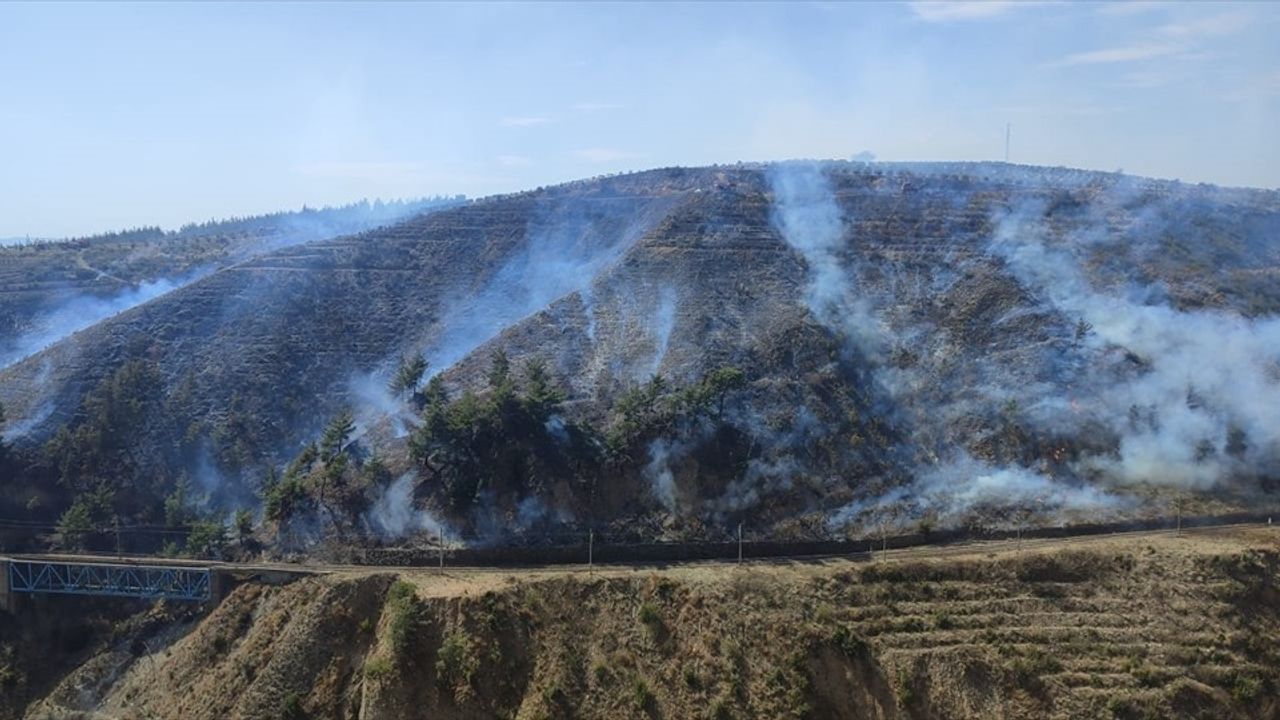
(0, 162, 1277, 551)
(7, 526, 1279, 719)
(0, 198, 461, 370)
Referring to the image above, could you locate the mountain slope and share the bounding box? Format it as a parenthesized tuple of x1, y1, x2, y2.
(0, 162, 1277, 548)
(0, 198, 462, 371)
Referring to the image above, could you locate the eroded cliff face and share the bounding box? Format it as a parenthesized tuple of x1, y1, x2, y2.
(1, 162, 1278, 544)
(9, 530, 1280, 720)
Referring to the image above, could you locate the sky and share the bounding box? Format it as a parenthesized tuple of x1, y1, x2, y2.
(1, 1, 1277, 238)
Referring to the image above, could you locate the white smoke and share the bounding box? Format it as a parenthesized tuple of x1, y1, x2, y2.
(829, 453, 1129, 531)
(544, 414, 570, 444)
(347, 371, 418, 440)
(515, 495, 573, 530)
(580, 286, 598, 343)
(991, 206, 1280, 489)
(648, 286, 678, 377)
(710, 405, 825, 516)
(0, 271, 205, 369)
(1, 401, 53, 443)
(426, 205, 656, 375)
(767, 162, 1159, 530)
(644, 438, 683, 511)
(767, 161, 887, 359)
(365, 473, 448, 539)
(713, 456, 800, 516)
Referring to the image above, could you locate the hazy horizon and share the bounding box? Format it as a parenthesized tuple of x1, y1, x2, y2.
(2, 1, 1277, 238)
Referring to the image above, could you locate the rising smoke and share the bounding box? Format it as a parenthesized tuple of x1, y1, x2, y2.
(648, 285, 678, 377)
(1, 199, 457, 373)
(425, 203, 657, 375)
(767, 162, 1180, 531)
(990, 203, 1280, 490)
(644, 437, 683, 512)
(766, 162, 887, 360)
(0, 271, 204, 370)
(365, 472, 449, 540)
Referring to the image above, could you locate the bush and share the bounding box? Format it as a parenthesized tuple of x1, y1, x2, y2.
(186, 520, 227, 559)
(436, 628, 479, 699)
(385, 581, 422, 658)
(281, 692, 306, 720)
(263, 475, 308, 523)
(0, 662, 20, 689)
(1232, 672, 1262, 704)
(632, 677, 654, 710)
(832, 625, 867, 656)
(364, 656, 392, 681)
(683, 664, 701, 689)
(56, 502, 93, 551)
(637, 601, 661, 626)
(895, 668, 915, 707)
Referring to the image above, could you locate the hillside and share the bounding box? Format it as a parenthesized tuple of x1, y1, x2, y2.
(0, 198, 463, 370)
(6, 526, 1280, 719)
(0, 162, 1278, 553)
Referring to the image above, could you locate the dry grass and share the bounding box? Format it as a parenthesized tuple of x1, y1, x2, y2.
(12, 525, 1280, 719)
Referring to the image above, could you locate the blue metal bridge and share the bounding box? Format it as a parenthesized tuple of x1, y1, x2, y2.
(7, 559, 211, 602)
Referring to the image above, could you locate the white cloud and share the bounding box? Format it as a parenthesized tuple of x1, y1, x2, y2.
(1047, 42, 1183, 67)
(572, 148, 643, 163)
(499, 116, 552, 127)
(909, 1, 1027, 22)
(1157, 10, 1251, 39)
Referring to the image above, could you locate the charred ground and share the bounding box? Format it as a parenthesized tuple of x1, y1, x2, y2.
(0, 162, 1277, 556)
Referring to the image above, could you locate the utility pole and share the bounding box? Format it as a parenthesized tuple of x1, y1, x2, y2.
(438, 529, 445, 573)
(737, 523, 743, 565)
(588, 529, 594, 576)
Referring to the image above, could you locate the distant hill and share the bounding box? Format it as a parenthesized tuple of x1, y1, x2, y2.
(0, 197, 464, 368)
(0, 162, 1277, 552)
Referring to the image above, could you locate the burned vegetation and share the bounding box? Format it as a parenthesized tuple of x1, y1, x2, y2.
(0, 162, 1277, 557)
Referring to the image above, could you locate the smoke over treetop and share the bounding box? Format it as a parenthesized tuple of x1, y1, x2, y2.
(0, 162, 1277, 545)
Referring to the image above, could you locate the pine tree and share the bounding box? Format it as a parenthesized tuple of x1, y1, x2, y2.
(389, 353, 428, 398)
(320, 410, 355, 461)
(522, 357, 565, 421)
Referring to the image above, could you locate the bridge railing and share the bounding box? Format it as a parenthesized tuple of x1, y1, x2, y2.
(7, 560, 211, 602)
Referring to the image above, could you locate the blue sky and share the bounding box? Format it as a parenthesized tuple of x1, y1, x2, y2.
(1, 1, 1277, 238)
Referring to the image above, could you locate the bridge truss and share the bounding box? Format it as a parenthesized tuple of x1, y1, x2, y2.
(8, 559, 211, 602)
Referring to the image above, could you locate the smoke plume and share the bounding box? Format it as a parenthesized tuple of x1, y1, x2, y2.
(767, 161, 887, 359)
(0, 272, 204, 369)
(991, 204, 1280, 489)
(365, 473, 448, 540)
(426, 204, 655, 374)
